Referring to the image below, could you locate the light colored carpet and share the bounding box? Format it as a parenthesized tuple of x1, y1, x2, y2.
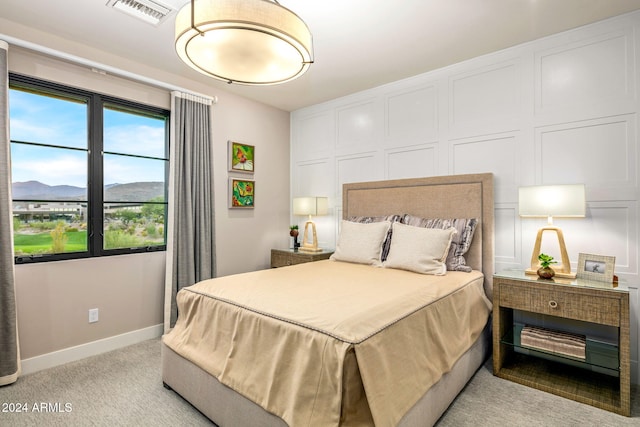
(437, 359, 639, 427)
(0, 339, 637, 426)
(0, 339, 211, 426)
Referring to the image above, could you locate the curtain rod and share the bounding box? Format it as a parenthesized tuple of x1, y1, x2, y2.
(0, 33, 218, 104)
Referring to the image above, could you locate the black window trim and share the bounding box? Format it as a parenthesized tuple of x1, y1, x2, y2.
(10, 73, 170, 264)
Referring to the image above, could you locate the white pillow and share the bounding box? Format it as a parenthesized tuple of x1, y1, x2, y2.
(330, 220, 391, 266)
(384, 222, 456, 275)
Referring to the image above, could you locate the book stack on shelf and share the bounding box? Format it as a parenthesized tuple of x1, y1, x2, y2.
(514, 323, 619, 377)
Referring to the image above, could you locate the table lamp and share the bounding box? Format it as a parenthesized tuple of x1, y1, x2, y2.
(519, 184, 585, 278)
(293, 197, 328, 253)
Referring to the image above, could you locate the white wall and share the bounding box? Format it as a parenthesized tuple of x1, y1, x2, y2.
(291, 12, 640, 382)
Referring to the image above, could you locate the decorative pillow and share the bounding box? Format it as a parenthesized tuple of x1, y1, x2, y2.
(401, 215, 479, 272)
(383, 222, 455, 275)
(330, 220, 391, 266)
(347, 214, 402, 261)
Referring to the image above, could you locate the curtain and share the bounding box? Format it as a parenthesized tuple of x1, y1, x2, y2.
(164, 92, 216, 332)
(0, 40, 20, 386)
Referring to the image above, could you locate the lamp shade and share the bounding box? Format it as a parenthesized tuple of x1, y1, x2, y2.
(175, 0, 313, 85)
(293, 197, 328, 216)
(519, 184, 586, 218)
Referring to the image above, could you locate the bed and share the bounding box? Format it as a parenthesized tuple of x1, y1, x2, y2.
(162, 173, 495, 426)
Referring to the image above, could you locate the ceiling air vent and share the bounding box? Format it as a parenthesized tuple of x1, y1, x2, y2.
(106, 0, 175, 26)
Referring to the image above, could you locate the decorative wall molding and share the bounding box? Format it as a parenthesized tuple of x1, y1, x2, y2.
(293, 111, 335, 161)
(449, 133, 520, 203)
(535, 28, 636, 120)
(335, 152, 382, 200)
(293, 159, 333, 199)
(384, 84, 439, 145)
(535, 114, 637, 199)
(291, 11, 640, 383)
(494, 203, 520, 267)
(448, 60, 521, 138)
(385, 144, 438, 180)
(336, 99, 380, 153)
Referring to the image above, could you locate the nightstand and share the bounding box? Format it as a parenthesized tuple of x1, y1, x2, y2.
(270, 248, 333, 268)
(492, 270, 630, 416)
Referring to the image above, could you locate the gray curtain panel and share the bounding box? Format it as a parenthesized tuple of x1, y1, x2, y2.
(165, 92, 216, 330)
(0, 41, 21, 386)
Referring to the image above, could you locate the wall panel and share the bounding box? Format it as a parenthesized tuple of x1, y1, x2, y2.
(385, 85, 438, 145)
(386, 144, 438, 180)
(336, 100, 379, 153)
(495, 204, 520, 267)
(536, 115, 636, 199)
(536, 29, 635, 119)
(572, 202, 638, 274)
(449, 61, 520, 137)
(450, 135, 519, 203)
(335, 153, 383, 200)
(294, 159, 333, 198)
(294, 111, 334, 161)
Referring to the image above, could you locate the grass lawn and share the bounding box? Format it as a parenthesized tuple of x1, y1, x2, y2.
(14, 231, 87, 254)
(14, 229, 164, 254)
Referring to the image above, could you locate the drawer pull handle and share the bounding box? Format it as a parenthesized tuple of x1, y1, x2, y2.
(549, 300, 558, 309)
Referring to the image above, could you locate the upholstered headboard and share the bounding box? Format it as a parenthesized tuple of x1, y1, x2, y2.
(342, 173, 495, 299)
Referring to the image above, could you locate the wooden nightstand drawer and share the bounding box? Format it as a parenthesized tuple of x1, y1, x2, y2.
(271, 251, 306, 267)
(499, 282, 620, 326)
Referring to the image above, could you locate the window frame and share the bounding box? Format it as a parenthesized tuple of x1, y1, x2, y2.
(9, 73, 170, 264)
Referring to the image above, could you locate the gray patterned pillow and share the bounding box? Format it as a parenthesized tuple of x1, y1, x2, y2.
(347, 214, 402, 262)
(401, 215, 479, 272)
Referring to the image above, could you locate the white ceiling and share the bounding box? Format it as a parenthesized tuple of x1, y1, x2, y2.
(1, 0, 640, 111)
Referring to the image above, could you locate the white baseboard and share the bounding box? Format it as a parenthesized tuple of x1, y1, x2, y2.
(20, 324, 163, 376)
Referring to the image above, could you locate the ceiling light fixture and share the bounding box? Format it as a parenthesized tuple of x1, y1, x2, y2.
(175, 0, 314, 85)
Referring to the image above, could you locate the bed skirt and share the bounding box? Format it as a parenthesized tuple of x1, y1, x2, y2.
(161, 321, 491, 427)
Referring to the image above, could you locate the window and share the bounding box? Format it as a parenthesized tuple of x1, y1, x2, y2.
(9, 74, 169, 263)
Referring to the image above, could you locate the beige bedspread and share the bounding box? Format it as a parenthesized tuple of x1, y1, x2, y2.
(163, 260, 491, 427)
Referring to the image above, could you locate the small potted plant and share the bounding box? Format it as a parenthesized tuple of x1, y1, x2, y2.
(289, 225, 300, 250)
(537, 253, 557, 279)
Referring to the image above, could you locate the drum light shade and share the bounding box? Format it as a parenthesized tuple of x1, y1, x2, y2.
(293, 197, 328, 217)
(519, 184, 586, 219)
(175, 0, 313, 85)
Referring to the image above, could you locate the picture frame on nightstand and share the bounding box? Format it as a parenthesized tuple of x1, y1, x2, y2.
(576, 253, 615, 283)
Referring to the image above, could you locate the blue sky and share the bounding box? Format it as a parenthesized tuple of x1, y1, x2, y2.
(9, 89, 166, 188)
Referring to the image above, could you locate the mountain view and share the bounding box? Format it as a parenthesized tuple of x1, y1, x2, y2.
(12, 180, 164, 201)
(12, 180, 167, 257)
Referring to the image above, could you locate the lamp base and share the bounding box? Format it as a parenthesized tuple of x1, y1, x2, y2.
(300, 220, 321, 253)
(526, 226, 575, 279)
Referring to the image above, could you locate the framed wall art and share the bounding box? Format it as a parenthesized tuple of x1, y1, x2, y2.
(576, 253, 615, 283)
(228, 141, 255, 173)
(229, 178, 255, 209)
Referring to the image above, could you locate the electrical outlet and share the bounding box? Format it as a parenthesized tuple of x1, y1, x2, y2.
(89, 308, 99, 323)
